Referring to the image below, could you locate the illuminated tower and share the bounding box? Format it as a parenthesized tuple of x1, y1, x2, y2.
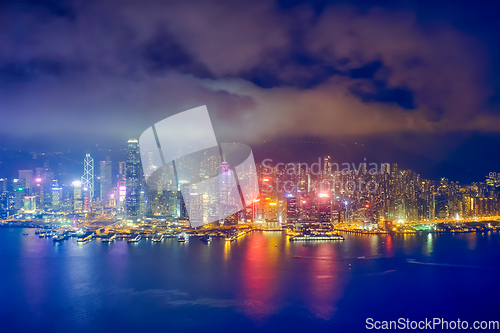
(125, 139, 141, 221)
(286, 194, 297, 225)
(219, 161, 232, 206)
(81, 153, 94, 199)
(99, 157, 112, 205)
(73, 181, 83, 213)
(18, 170, 33, 195)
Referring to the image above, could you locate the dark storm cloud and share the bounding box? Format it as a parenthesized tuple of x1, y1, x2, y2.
(349, 61, 383, 79)
(349, 81, 415, 110)
(0, 0, 498, 151)
(141, 29, 212, 78)
(242, 49, 342, 89)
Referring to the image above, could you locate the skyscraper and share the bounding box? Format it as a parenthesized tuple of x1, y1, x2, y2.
(81, 153, 94, 204)
(125, 139, 141, 221)
(219, 161, 233, 207)
(73, 181, 83, 213)
(18, 170, 33, 195)
(99, 157, 112, 205)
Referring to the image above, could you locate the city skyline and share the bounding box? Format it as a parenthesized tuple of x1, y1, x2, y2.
(0, 1, 499, 332)
(1, 136, 498, 227)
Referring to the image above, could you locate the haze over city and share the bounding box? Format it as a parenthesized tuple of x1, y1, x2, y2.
(0, 1, 499, 333)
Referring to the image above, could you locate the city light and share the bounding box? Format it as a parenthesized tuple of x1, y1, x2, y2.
(35, 178, 42, 182)
(269, 202, 277, 206)
(72, 180, 82, 187)
(318, 193, 329, 197)
(262, 178, 270, 182)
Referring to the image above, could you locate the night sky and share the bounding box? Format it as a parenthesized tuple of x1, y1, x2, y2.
(0, 0, 499, 182)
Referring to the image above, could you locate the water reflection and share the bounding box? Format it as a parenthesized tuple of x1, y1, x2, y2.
(385, 234, 394, 257)
(424, 233, 434, 256)
(20, 233, 49, 311)
(370, 235, 379, 256)
(2, 228, 499, 332)
(239, 232, 281, 321)
(303, 244, 346, 320)
(465, 233, 477, 250)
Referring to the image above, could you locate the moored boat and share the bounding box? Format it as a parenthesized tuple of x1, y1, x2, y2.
(128, 233, 141, 242)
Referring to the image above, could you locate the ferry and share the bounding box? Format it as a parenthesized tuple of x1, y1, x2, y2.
(101, 233, 116, 243)
(53, 231, 71, 242)
(177, 233, 188, 242)
(200, 234, 211, 243)
(128, 233, 142, 243)
(152, 234, 164, 242)
(289, 234, 344, 241)
(77, 231, 94, 243)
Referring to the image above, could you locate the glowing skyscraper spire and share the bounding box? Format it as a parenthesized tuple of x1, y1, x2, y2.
(81, 153, 94, 200)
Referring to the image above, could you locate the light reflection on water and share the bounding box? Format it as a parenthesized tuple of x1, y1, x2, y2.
(1, 228, 499, 332)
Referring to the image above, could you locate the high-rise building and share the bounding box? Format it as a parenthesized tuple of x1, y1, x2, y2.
(99, 157, 112, 205)
(73, 181, 83, 213)
(81, 153, 94, 200)
(286, 194, 297, 225)
(219, 161, 233, 207)
(433, 193, 448, 219)
(51, 187, 62, 211)
(317, 194, 332, 225)
(118, 162, 126, 182)
(125, 139, 141, 221)
(18, 170, 33, 195)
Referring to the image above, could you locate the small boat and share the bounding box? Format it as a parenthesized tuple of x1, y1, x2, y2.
(152, 234, 164, 242)
(200, 234, 211, 243)
(77, 232, 94, 243)
(128, 233, 141, 243)
(101, 233, 116, 243)
(22, 233, 28, 236)
(177, 233, 188, 242)
(53, 231, 70, 242)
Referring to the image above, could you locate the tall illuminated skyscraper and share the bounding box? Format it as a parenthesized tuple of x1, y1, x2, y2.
(81, 153, 94, 212)
(73, 180, 83, 213)
(18, 170, 33, 195)
(219, 161, 232, 206)
(99, 157, 112, 205)
(125, 139, 141, 221)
